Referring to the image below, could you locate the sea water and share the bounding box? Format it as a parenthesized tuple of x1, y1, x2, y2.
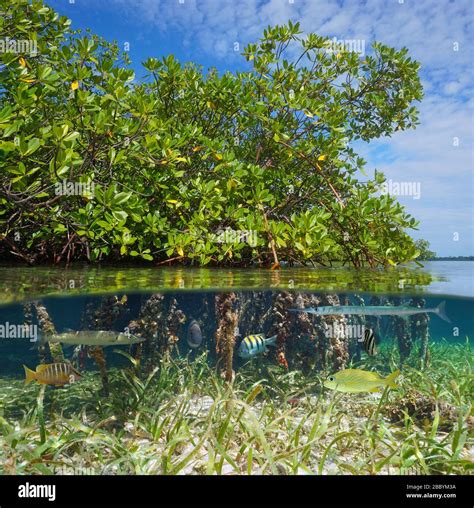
(0, 292, 472, 376)
(0, 264, 472, 476)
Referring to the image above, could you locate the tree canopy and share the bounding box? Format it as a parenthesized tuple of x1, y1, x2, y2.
(414, 239, 436, 261)
(0, 0, 424, 266)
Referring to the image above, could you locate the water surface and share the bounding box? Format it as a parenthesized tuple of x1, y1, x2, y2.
(1, 261, 472, 305)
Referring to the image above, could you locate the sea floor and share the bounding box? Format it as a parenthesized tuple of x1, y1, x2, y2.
(0, 341, 472, 475)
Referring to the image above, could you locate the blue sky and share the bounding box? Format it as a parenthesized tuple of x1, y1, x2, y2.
(48, 0, 473, 256)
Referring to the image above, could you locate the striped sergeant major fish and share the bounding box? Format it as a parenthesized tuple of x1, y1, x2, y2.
(289, 301, 450, 322)
(24, 363, 81, 386)
(238, 334, 277, 359)
(362, 328, 377, 356)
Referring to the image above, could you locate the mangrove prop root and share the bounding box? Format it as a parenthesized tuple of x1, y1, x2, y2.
(23, 302, 48, 364)
(127, 293, 166, 368)
(33, 301, 65, 363)
(366, 295, 383, 355)
(313, 294, 349, 371)
(164, 298, 186, 359)
(345, 294, 364, 362)
(196, 294, 213, 351)
(215, 293, 238, 383)
(389, 296, 430, 366)
(240, 291, 350, 372)
(238, 291, 268, 338)
(390, 297, 411, 365)
(89, 346, 109, 396)
(81, 295, 128, 393)
(266, 292, 295, 370)
(83, 295, 128, 330)
(23, 302, 34, 326)
(409, 297, 430, 368)
(126, 294, 187, 368)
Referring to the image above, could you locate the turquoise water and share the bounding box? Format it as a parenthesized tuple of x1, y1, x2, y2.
(0, 291, 471, 378)
(0, 266, 472, 477)
(0, 259, 472, 375)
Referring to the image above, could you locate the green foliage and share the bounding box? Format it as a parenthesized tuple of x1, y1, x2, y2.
(414, 239, 436, 261)
(0, 0, 423, 266)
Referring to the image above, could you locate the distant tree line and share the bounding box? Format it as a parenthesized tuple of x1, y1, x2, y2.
(414, 240, 472, 261)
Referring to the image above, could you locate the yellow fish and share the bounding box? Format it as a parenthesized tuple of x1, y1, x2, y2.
(324, 368, 400, 393)
(24, 363, 81, 386)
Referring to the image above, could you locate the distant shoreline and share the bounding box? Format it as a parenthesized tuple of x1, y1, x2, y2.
(426, 257, 474, 261)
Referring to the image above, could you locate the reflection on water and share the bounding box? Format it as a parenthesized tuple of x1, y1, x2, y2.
(2, 262, 472, 305)
(420, 261, 474, 298)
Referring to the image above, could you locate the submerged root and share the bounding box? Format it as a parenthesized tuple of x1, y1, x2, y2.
(164, 298, 186, 359)
(23, 302, 48, 364)
(88, 346, 109, 397)
(83, 295, 128, 330)
(215, 293, 238, 383)
(409, 297, 430, 369)
(127, 293, 165, 368)
(126, 294, 186, 367)
(33, 301, 65, 363)
(345, 294, 364, 362)
(81, 295, 129, 394)
(318, 294, 349, 372)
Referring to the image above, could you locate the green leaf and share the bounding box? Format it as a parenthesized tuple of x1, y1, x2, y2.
(113, 192, 132, 206)
(24, 138, 40, 156)
(63, 132, 80, 142)
(112, 210, 128, 222)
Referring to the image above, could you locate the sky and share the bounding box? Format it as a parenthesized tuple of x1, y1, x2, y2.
(48, 0, 474, 256)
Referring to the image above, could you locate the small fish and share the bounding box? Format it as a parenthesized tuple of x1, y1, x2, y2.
(362, 328, 377, 356)
(287, 397, 301, 407)
(324, 368, 400, 393)
(40, 330, 144, 347)
(290, 301, 450, 322)
(24, 363, 81, 386)
(238, 334, 277, 359)
(187, 320, 203, 349)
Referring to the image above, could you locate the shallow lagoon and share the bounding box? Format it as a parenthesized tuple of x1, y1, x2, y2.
(0, 264, 472, 475)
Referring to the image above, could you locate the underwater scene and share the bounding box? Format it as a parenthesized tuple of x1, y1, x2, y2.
(1, 0, 473, 502)
(0, 289, 472, 476)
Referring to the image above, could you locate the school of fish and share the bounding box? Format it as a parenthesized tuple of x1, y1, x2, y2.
(25, 301, 445, 393)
